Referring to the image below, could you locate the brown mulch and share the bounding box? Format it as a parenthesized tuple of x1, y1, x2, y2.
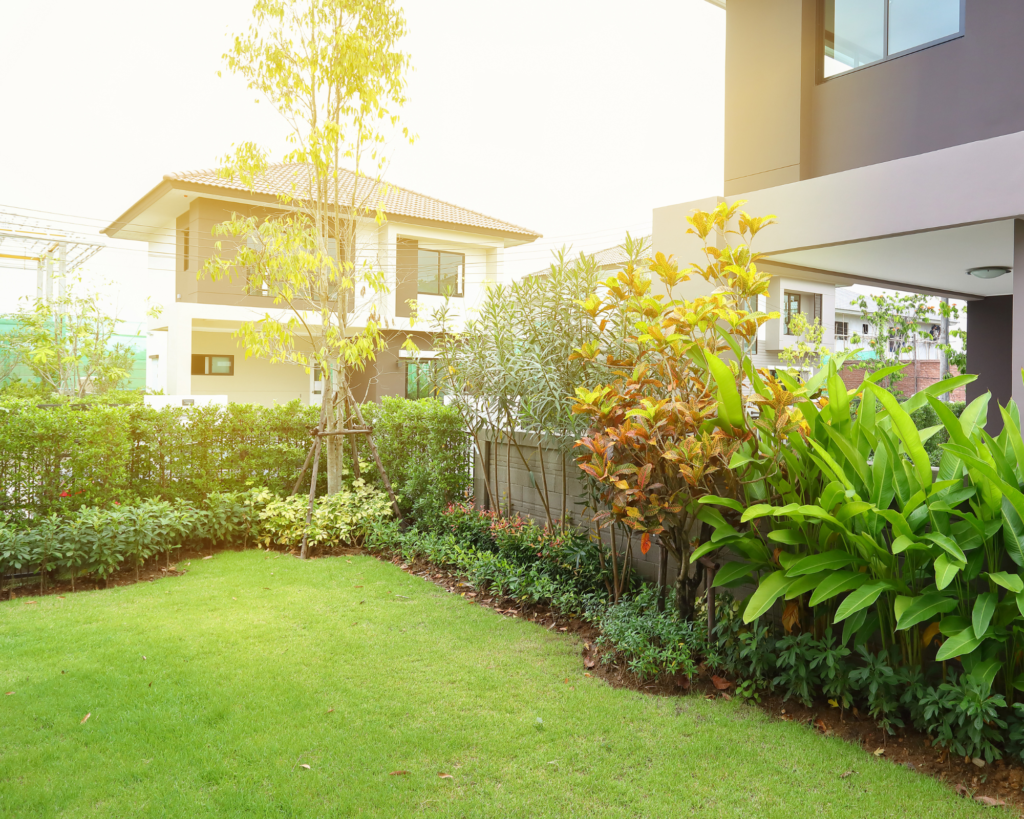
(5, 543, 1022, 811)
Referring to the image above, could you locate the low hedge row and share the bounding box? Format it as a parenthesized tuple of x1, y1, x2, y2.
(0, 482, 391, 592)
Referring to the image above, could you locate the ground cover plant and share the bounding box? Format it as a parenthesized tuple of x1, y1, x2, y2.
(0, 550, 990, 818)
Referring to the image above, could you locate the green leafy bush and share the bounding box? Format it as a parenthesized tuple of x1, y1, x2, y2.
(360, 397, 471, 528)
(258, 481, 391, 554)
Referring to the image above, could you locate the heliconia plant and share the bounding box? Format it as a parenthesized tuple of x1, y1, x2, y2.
(571, 202, 804, 618)
(698, 352, 1024, 703)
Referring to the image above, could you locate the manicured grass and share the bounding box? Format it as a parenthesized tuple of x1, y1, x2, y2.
(1, 551, 987, 818)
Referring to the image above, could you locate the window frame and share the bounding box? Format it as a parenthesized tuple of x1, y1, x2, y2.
(835, 320, 849, 339)
(415, 248, 466, 298)
(404, 360, 437, 400)
(190, 354, 234, 376)
(821, 0, 966, 82)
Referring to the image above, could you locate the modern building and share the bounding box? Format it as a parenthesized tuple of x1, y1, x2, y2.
(103, 165, 540, 405)
(660, 0, 1020, 423)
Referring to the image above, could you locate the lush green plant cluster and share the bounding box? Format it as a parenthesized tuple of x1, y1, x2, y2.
(256, 481, 391, 554)
(365, 502, 607, 613)
(586, 585, 710, 680)
(0, 491, 266, 591)
(359, 397, 471, 529)
(1, 481, 393, 591)
(0, 399, 323, 519)
(714, 597, 1019, 762)
(911, 400, 966, 466)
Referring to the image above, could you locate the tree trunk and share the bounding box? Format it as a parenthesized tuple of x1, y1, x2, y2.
(326, 365, 347, 494)
(345, 387, 406, 527)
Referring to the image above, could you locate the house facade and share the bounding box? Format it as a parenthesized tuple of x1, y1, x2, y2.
(103, 166, 540, 406)
(665, 0, 1024, 423)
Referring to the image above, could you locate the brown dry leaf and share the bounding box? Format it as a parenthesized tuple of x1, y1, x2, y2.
(781, 600, 800, 634)
(24, 601, 36, 605)
(327, 708, 334, 714)
(780, 714, 793, 721)
(353, 585, 362, 589)
(840, 770, 855, 780)
(389, 770, 410, 776)
(584, 657, 596, 669)
(438, 773, 453, 779)
(4, 692, 13, 696)
(80, 712, 91, 724)
(300, 764, 311, 770)
(921, 621, 942, 648)
(57, 596, 65, 599)
(954, 784, 970, 798)
(721, 692, 732, 701)
(203, 556, 213, 560)
(873, 748, 885, 757)
(814, 718, 830, 734)
(711, 675, 732, 690)
(584, 673, 592, 678)
(974, 795, 1005, 807)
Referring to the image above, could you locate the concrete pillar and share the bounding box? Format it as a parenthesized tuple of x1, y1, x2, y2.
(44, 253, 53, 302)
(967, 296, 1012, 421)
(36, 258, 44, 299)
(1014, 220, 1024, 413)
(165, 308, 192, 395)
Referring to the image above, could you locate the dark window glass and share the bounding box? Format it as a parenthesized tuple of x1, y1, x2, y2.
(416, 248, 466, 297)
(888, 0, 961, 55)
(784, 293, 801, 334)
(191, 354, 234, 376)
(824, 0, 885, 77)
(417, 250, 439, 295)
(439, 252, 464, 296)
(824, 0, 962, 78)
(405, 361, 435, 400)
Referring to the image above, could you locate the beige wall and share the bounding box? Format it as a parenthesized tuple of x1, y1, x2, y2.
(189, 331, 310, 406)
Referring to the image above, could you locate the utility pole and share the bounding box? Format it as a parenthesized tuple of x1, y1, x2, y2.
(939, 297, 950, 402)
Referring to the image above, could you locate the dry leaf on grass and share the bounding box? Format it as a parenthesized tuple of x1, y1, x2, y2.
(974, 795, 1005, 807)
(438, 773, 453, 779)
(202, 556, 213, 560)
(80, 713, 91, 724)
(4, 692, 13, 696)
(584, 657, 596, 669)
(24, 601, 36, 605)
(711, 676, 732, 690)
(840, 770, 856, 779)
(873, 748, 885, 756)
(389, 770, 409, 776)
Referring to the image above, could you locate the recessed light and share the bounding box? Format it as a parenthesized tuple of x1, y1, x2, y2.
(967, 266, 1011, 279)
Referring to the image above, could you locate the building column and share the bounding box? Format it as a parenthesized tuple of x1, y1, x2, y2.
(165, 308, 192, 395)
(1014, 220, 1024, 413)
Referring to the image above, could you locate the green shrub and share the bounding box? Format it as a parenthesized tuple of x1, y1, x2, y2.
(589, 585, 707, 680)
(360, 397, 471, 529)
(258, 481, 391, 554)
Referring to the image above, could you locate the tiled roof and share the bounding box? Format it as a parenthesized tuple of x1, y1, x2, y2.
(166, 164, 541, 239)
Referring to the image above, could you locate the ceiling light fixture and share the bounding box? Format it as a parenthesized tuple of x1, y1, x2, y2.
(967, 266, 1011, 279)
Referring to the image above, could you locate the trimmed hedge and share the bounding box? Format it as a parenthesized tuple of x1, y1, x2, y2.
(0, 399, 322, 519)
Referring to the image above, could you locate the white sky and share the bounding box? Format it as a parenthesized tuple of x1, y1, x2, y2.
(0, 0, 727, 322)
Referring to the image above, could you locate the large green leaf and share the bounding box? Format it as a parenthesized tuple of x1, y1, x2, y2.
(864, 382, 933, 490)
(988, 571, 1024, 594)
(923, 532, 967, 564)
(896, 592, 959, 630)
(713, 561, 755, 588)
(1003, 497, 1024, 568)
(834, 581, 890, 623)
(808, 570, 871, 606)
(786, 549, 859, 577)
(901, 374, 976, 413)
(740, 504, 776, 524)
(973, 592, 997, 638)
(936, 627, 986, 661)
(785, 571, 830, 600)
(935, 553, 964, 590)
(968, 658, 1002, 695)
(697, 495, 745, 514)
(742, 571, 792, 623)
(706, 352, 744, 433)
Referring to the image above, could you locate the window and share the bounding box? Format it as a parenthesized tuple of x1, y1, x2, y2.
(191, 355, 234, 376)
(863, 323, 870, 334)
(416, 249, 465, 297)
(835, 320, 849, 339)
(405, 360, 436, 400)
(824, 0, 963, 79)
(784, 292, 822, 335)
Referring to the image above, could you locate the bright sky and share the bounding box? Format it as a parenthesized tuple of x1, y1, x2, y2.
(0, 0, 726, 322)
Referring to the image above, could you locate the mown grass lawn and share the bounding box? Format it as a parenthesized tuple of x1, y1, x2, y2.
(0, 550, 988, 818)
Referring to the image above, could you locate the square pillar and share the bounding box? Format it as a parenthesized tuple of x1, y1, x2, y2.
(1014, 220, 1024, 413)
(165, 309, 192, 395)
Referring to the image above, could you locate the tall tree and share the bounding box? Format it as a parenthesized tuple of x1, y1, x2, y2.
(201, 0, 413, 494)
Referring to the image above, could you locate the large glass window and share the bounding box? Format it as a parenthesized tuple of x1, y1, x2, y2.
(417, 249, 465, 297)
(191, 355, 234, 376)
(824, 0, 963, 79)
(405, 360, 436, 400)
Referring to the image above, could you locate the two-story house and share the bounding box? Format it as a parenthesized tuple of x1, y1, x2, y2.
(102, 165, 540, 405)
(660, 0, 1023, 425)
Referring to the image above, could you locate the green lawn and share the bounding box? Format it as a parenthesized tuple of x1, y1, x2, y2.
(0, 550, 987, 818)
